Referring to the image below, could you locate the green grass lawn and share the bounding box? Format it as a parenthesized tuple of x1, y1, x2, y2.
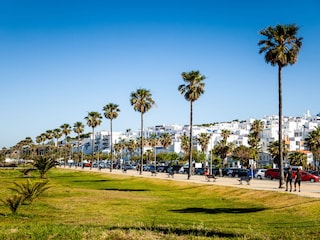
(1, 168, 320, 240)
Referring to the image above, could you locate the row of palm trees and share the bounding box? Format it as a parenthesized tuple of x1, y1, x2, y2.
(1, 23, 308, 183)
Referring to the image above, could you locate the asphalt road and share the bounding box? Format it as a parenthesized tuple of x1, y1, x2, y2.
(60, 166, 320, 199)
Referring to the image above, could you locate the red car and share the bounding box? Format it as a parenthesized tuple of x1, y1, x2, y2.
(292, 170, 320, 182)
(265, 168, 280, 180)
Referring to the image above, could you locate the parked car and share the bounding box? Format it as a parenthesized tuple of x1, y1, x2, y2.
(228, 168, 248, 177)
(265, 168, 280, 180)
(195, 168, 205, 175)
(156, 165, 168, 172)
(307, 170, 320, 177)
(123, 164, 136, 170)
(292, 170, 320, 182)
(83, 162, 92, 167)
(255, 169, 267, 179)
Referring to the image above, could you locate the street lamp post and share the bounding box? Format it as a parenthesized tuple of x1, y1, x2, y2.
(81, 145, 84, 169)
(210, 133, 213, 175)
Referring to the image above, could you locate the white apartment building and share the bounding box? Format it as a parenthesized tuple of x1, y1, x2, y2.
(74, 111, 320, 167)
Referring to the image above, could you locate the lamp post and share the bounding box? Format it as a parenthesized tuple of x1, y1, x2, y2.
(154, 145, 157, 172)
(81, 145, 84, 169)
(210, 133, 213, 175)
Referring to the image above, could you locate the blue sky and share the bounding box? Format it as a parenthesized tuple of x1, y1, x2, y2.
(1, 0, 320, 148)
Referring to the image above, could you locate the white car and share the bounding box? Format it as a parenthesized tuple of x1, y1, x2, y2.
(255, 169, 267, 179)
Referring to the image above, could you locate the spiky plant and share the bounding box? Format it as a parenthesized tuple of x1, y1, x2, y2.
(0, 195, 24, 214)
(9, 179, 50, 205)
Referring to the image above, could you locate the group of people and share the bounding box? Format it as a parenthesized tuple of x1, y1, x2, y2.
(285, 167, 302, 192)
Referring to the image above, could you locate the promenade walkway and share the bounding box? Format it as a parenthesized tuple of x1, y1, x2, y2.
(59, 166, 320, 199)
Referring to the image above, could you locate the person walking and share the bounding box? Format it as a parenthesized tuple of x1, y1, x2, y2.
(285, 167, 293, 192)
(294, 168, 301, 192)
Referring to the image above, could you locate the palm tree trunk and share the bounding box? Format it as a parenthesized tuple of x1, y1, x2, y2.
(140, 113, 144, 175)
(91, 128, 94, 170)
(188, 101, 193, 180)
(110, 120, 113, 172)
(278, 65, 284, 188)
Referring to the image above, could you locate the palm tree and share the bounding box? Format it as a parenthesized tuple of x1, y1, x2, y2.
(248, 120, 264, 166)
(180, 134, 190, 156)
(45, 130, 54, 144)
(126, 139, 137, 163)
(267, 140, 289, 166)
(53, 128, 62, 147)
(60, 124, 71, 144)
(148, 134, 158, 170)
(197, 133, 210, 153)
(160, 133, 172, 152)
(33, 155, 58, 178)
(40, 133, 47, 145)
(60, 123, 71, 166)
(305, 126, 320, 170)
(103, 103, 120, 172)
(130, 88, 155, 175)
(258, 24, 303, 188)
(73, 122, 84, 168)
(85, 111, 102, 169)
(221, 129, 231, 143)
(178, 70, 206, 179)
(288, 151, 307, 168)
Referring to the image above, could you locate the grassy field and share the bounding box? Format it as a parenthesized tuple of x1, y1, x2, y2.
(0, 168, 320, 240)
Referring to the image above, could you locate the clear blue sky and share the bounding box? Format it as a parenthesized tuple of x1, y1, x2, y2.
(1, 0, 319, 148)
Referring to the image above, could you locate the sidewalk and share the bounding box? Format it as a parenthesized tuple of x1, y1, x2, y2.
(60, 166, 320, 199)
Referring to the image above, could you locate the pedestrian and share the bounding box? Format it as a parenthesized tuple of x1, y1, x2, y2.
(294, 168, 301, 192)
(285, 167, 293, 192)
(204, 166, 209, 176)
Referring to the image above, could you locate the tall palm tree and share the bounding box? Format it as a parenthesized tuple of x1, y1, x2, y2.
(103, 103, 120, 172)
(73, 121, 84, 168)
(52, 128, 62, 162)
(60, 123, 71, 166)
(178, 70, 206, 179)
(53, 128, 62, 147)
(45, 130, 54, 144)
(60, 124, 71, 144)
(258, 24, 303, 188)
(85, 111, 102, 169)
(130, 88, 155, 175)
(40, 133, 47, 145)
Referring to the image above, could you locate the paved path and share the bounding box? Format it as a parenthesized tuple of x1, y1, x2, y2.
(60, 166, 320, 199)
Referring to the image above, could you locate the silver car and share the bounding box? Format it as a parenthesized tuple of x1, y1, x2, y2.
(255, 169, 267, 179)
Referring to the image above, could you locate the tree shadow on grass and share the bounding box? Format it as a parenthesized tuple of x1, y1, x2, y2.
(109, 226, 240, 238)
(171, 207, 267, 214)
(73, 179, 110, 183)
(103, 188, 149, 192)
